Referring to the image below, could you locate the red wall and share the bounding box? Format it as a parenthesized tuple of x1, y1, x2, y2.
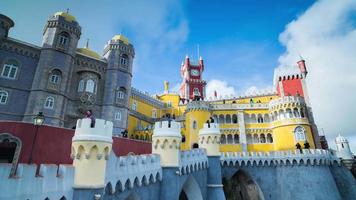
(278, 79, 304, 97)
(0, 122, 152, 165)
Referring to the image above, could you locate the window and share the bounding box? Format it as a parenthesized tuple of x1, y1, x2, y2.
(78, 80, 85, 92)
(44, 96, 54, 109)
(260, 134, 266, 143)
(267, 133, 273, 143)
(234, 134, 239, 144)
(232, 114, 238, 124)
(294, 126, 306, 141)
(116, 87, 126, 102)
(117, 91, 125, 99)
(193, 88, 200, 96)
(253, 134, 259, 143)
(152, 109, 157, 118)
(85, 79, 95, 93)
(192, 120, 197, 129)
(57, 32, 70, 48)
(221, 134, 226, 144)
(49, 69, 61, 85)
(120, 54, 128, 66)
(1, 62, 18, 79)
(167, 101, 172, 108)
(115, 112, 122, 121)
(0, 90, 8, 104)
(132, 101, 137, 111)
(227, 134, 233, 144)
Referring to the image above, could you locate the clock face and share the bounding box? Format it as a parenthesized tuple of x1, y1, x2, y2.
(191, 69, 199, 76)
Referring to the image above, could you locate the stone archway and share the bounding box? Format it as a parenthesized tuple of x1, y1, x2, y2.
(179, 175, 203, 200)
(0, 133, 22, 176)
(223, 170, 264, 200)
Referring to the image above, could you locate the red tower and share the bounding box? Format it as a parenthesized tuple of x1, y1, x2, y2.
(179, 55, 206, 101)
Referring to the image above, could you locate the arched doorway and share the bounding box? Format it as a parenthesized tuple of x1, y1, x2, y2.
(0, 133, 22, 176)
(223, 170, 264, 200)
(179, 175, 203, 200)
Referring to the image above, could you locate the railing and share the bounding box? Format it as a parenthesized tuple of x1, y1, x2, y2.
(211, 103, 269, 110)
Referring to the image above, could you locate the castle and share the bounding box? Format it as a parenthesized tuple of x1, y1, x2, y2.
(0, 11, 355, 200)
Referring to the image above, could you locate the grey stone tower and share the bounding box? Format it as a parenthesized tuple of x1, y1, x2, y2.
(23, 12, 81, 126)
(102, 35, 135, 134)
(0, 14, 14, 40)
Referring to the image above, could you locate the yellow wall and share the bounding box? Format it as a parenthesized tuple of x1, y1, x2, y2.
(183, 109, 211, 150)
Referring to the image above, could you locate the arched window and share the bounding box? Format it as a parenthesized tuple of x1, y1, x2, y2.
(279, 110, 285, 120)
(300, 108, 305, 118)
(167, 101, 172, 108)
(246, 134, 252, 144)
(234, 134, 239, 144)
(286, 108, 292, 118)
(78, 80, 85, 92)
(225, 114, 231, 123)
(253, 134, 259, 143)
(250, 114, 257, 123)
(218, 114, 225, 124)
(192, 121, 197, 129)
(120, 54, 129, 66)
(264, 114, 270, 123)
(152, 109, 157, 118)
(57, 32, 70, 49)
(0, 90, 9, 104)
(293, 108, 300, 118)
(260, 134, 266, 143)
(232, 114, 238, 124)
(221, 134, 226, 144)
(115, 111, 122, 121)
(267, 133, 273, 143)
(116, 87, 126, 102)
(44, 96, 54, 109)
(193, 88, 200, 96)
(49, 69, 61, 84)
(294, 126, 306, 142)
(227, 134, 233, 144)
(132, 101, 137, 111)
(0, 133, 22, 176)
(85, 79, 95, 93)
(257, 114, 263, 123)
(1, 59, 19, 79)
(212, 115, 218, 123)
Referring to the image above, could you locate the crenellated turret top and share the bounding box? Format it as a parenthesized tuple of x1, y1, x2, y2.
(73, 118, 113, 143)
(153, 121, 181, 138)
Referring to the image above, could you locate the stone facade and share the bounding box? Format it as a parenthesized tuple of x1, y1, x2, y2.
(0, 12, 134, 134)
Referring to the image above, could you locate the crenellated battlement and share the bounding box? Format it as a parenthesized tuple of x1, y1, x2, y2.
(179, 149, 209, 175)
(221, 149, 341, 167)
(73, 118, 113, 143)
(0, 163, 74, 199)
(154, 121, 181, 132)
(105, 153, 162, 194)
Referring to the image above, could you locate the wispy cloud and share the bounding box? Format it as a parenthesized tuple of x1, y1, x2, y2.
(278, 0, 356, 153)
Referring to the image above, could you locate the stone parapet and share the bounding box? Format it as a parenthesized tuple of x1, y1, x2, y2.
(105, 154, 162, 194)
(73, 118, 113, 143)
(0, 163, 74, 200)
(269, 96, 305, 110)
(221, 149, 341, 167)
(179, 149, 208, 175)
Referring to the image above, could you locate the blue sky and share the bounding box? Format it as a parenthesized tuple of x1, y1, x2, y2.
(0, 0, 314, 95)
(2, 0, 356, 152)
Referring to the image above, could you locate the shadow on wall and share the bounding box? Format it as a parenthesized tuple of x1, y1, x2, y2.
(223, 170, 264, 200)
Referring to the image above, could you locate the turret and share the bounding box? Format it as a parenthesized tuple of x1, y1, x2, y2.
(0, 14, 14, 40)
(164, 81, 169, 94)
(199, 123, 221, 156)
(102, 34, 135, 134)
(152, 121, 181, 167)
(71, 118, 113, 188)
(199, 56, 204, 71)
(23, 11, 81, 126)
(335, 134, 353, 160)
(297, 59, 307, 76)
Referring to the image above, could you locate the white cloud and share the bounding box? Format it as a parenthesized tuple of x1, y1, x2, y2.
(278, 0, 356, 153)
(206, 79, 237, 98)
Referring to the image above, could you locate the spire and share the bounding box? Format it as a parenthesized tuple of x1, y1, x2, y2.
(199, 56, 203, 60)
(84, 39, 89, 49)
(66, 8, 70, 13)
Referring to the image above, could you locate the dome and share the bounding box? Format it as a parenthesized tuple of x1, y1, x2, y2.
(335, 134, 348, 143)
(112, 34, 130, 44)
(76, 39, 101, 59)
(54, 11, 76, 22)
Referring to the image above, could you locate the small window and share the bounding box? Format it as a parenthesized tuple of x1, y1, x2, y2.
(0, 90, 8, 104)
(193, 88, 200, 96)
(192, 121, 197, 129)
(120, 54, 128, 66)
(57, 32, 70, 48)
(78, 80, 85, 92)
(115, 112, 122, 121)
(1, 63, 18, 79)
(50, 74, 60, 84)
(152, 109, 157, 118)
(44, 96, 54, 109)
(117, 91, 125, 99)
(132, 101, 137, 111)
(167, 101, 172, 108)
